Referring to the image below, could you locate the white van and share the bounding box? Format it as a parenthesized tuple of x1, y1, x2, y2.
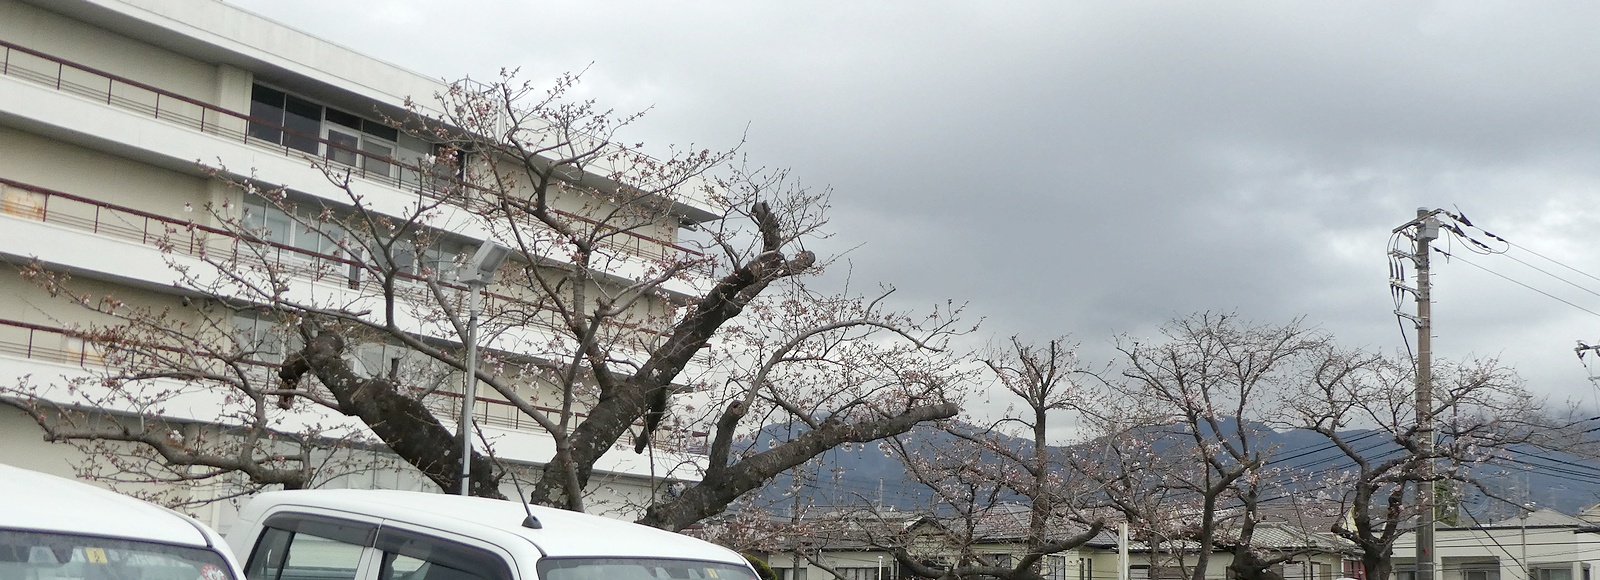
(225, 490, 757, 580)
(0, 463, 245, 580)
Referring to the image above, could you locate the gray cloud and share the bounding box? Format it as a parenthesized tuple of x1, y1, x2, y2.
(229, 0, 1600, 407)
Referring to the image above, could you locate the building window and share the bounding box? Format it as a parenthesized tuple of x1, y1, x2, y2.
(1463, 568, 1500, 580)
(834, 567, 887, 580)
(347, 342, 404, 379)
(241, 192, 467, 285)
(249, 84, 320, 154)
(1, 183, 46, 221)
(234, 311, 296, 364)
(326, 127, 360, 166)
(324, 106, 400, 178)
(1042, 556, 1067, 580)
(1536, 569, 1572, 580)
(242, 194, 353, 259)
(249, 84, 416, 181)
(1078, 558, 1092, 580)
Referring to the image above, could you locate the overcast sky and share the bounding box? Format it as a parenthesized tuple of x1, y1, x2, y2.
(226, 0, 1600, 411)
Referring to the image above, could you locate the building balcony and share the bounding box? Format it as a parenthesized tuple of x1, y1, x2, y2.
(0, 176, 720, 375)
(0, 39, 710, 299)
(0, 315, 710, 471)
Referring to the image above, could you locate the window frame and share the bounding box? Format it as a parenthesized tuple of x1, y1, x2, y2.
(245, 514, 380, 580)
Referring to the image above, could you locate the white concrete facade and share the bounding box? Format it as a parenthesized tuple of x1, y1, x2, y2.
(0, 0, 711, 529)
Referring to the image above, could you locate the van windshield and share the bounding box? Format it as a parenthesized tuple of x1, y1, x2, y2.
(536, 558, 757, 580)
(0, 529, 235, 580)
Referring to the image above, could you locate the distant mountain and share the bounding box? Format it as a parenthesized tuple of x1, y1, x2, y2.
(744, 419, 1600, 520)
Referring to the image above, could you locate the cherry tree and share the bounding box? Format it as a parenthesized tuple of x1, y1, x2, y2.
(1279, 351, 1542, 580)
(1105, 313, 1336, 580)
(880, 337, 1106, 580)
(4, 71, 969, 528)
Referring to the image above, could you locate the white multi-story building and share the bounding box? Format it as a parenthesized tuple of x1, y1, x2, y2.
(0, 0, 715, 528)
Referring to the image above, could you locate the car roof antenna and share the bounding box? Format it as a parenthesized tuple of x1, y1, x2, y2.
(501, 466, 543, 529)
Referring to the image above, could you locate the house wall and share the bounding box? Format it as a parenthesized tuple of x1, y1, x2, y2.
(1393, 526, 1600, 580)
(1127, 550, 1345, 580)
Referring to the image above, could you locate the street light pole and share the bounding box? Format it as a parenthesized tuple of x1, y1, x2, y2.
(457, 242, 510, 496)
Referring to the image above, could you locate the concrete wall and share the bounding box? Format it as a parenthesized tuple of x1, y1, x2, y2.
(0, 0, 222, 104)
(0, 124, 211, 219)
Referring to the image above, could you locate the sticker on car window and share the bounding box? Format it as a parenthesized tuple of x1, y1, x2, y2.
(202, 564, 228, 580)
(84, 548, 108, 564)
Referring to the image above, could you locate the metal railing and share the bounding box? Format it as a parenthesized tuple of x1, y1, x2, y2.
(0, 39, 702, 264)
(0, 316, 708, 451)
(0, 318, 106, 368)
(0, 316, 551, 426)
(0, 176, 585, 334)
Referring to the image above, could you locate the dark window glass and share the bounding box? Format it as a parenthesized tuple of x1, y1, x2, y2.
(0, 529, 236, 580)
(362, 140, 394, 177)
(374, 528, 510, 580)
(245, 527, 293, 580)
(392, 245, 416, 274)
(362, 120, 399, 142)
(252, 84, 286, 106)
(283, 95, 323, 154)
(246, 516, 376, 580)
(539, 558, 758, 580)
(249, 84, 286, 143)
(326, 108, 362, 130)
(327, 130, 359, 166)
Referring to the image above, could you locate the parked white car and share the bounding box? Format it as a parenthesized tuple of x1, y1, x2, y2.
(225, 490, 757, 580)
(0, 463, 244, 580)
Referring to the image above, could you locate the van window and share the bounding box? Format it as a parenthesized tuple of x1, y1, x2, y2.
(373, 528, 510, 580)
(245, 516, 375, 580)
(0, 529, 236, 580)
(537, 558, 758, 580)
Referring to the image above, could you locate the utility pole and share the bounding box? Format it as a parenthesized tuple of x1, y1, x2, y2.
(1415, 207, 1438, 580)
(1118, 522, 1130, 580)
(1394, 208, 1440, 580)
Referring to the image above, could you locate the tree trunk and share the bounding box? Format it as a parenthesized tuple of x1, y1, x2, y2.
(282, 330, 504, 498)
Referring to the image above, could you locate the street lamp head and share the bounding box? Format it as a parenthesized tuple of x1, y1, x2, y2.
(461, 242, 511, 286)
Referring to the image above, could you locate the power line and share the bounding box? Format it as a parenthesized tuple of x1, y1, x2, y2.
(1434, 247, 1600, 319)
(1270, 431, 1388, 467)
(1509, 240, 1600, 288)
(1498, 251, 1600, 302)
(1497, 454, 1600, 481)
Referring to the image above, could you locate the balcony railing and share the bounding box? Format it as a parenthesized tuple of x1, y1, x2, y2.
(0, 39, 701, 264)
(0, 176, 597, 334)
(0, 316, 701, 452)
(0, 318, 109, 368)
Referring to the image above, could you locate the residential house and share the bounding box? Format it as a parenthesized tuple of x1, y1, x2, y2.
(1392, 508, 1600, 580)
(765, 506, 1354, 580)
